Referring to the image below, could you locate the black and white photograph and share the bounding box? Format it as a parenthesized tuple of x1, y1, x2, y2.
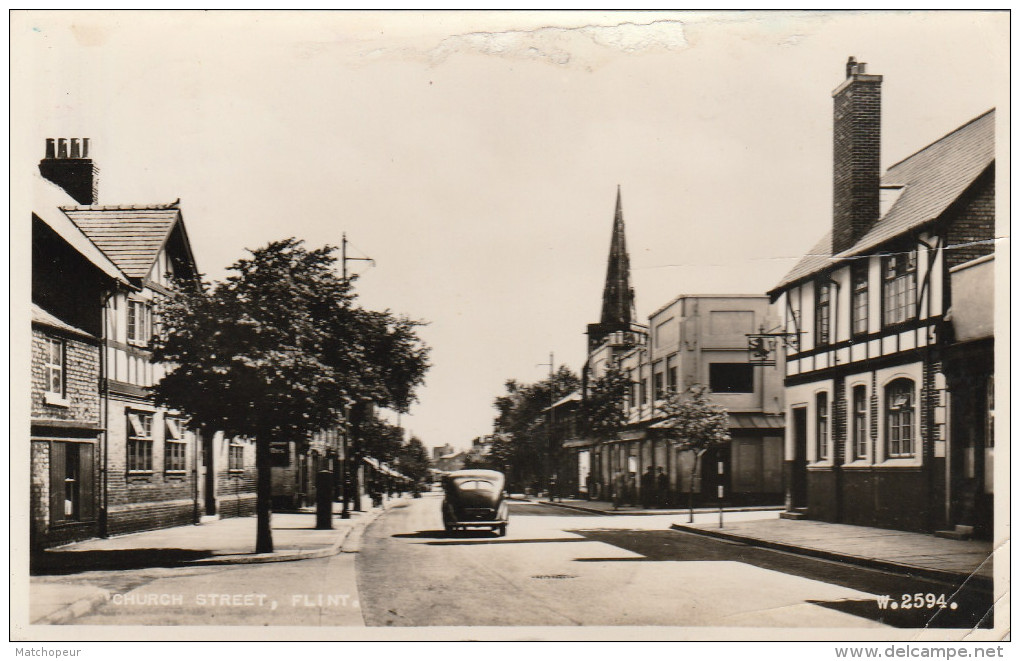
(10, 9, 1008, 651)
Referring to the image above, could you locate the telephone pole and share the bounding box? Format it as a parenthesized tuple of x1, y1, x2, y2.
(538, 352, 556, 501)
(339, 233, 374, 519)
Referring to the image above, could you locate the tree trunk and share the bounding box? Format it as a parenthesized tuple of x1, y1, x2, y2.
(688, 461, 696, 524)
(349, 402, 370, 512)
(255, 434, 274, 553)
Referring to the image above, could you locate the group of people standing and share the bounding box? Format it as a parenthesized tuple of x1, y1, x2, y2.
(610, 466, 671, 510)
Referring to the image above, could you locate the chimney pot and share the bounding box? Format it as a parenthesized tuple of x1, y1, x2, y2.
(39, 137, 98, 204)
(845, 56, 857, 77)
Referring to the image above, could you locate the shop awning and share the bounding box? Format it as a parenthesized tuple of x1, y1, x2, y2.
(649, 412, 784, 430)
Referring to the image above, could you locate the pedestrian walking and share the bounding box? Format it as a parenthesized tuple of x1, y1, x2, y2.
(656, 466, 669, 508)
(612, 471, 625, 510)
(640, 466, 655, 509)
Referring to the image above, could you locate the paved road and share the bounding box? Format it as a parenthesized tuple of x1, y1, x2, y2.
(357, 495, 992, 629)
(35, 495, 991, 629)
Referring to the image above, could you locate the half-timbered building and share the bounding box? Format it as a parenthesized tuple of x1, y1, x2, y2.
(768, 59, 995, 536)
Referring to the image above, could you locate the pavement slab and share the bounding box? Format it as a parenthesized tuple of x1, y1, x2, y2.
(672, 518, 995, 588)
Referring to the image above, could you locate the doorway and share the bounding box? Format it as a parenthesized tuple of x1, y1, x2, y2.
(791, 407, 808, 508)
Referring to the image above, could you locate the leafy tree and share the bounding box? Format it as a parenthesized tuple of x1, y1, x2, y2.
(582, 363, 631, 441)
(359, 416, 405, 465)
(153, 238, 429, 553)
(492, 366, 579, 492)
(657, 385, 731, 522)
(395, 436, 431, 488)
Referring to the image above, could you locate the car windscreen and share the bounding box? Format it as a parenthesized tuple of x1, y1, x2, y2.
(452, 478, 496, 492)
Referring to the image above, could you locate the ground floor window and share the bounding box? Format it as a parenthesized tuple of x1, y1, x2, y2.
(164, 418, 187, 473)
(816, 392, 829, 461)
(852, 385, 868, 460)
(127, 411, 154, 472)
(229, 441, 245, 471)
(886, 379, 915, 457)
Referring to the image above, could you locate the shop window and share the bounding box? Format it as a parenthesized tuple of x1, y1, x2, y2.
(885, 379, 915, 457)
(49, 442, 95, 523)
(984, 376, 994, 449)
(709, 363, 754, 394)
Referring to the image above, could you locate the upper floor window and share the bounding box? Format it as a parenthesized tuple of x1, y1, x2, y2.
(852, 262, 869, 336)
(816, 392, 829, 461)
(815, 281, 831, 346)
(882, 251, 917, 326)
(127, 411, 154, 472)
(668, 366, 678, 394)
(627, 378, 636, 408)
(43, 337, 65, 397)
(709, 363, 754, 394)
(653, 372, 665, 401)
(852, 385, 868, 460)
(640, 378, 648, 404)
(885, 379, 915, 458)
(127, 300, 151, 345)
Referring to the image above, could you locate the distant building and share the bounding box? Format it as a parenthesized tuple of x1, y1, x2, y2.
(432, 443, 455, 461)
(565, 190, 785, 506)
(768, 58, 995, 537)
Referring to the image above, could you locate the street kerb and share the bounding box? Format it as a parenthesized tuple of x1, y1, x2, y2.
(670, 523, 994, 593)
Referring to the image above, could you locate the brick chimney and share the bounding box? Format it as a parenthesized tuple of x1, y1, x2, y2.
(38, 137, 98, 205)
(832, 57, 882, 254)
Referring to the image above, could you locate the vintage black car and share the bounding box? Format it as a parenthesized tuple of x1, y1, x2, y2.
(441, 469, 509, 536)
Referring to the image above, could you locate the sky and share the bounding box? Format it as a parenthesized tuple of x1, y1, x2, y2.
(13, 10, 1007, 453)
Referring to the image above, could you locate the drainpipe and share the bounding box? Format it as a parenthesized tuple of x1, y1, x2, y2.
(98, 287, 117, 538)
(826, 275, 844, 522)
(917, 236, 940, 532)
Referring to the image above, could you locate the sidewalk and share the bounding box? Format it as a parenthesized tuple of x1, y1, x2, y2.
(672, 517, 996, 591)
(30, 497, 402, 625)
(530, 496, 784, 517)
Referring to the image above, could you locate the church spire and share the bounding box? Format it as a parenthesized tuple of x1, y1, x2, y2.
(599, 185, 635, 327)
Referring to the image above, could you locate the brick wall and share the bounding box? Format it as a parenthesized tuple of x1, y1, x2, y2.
(105, 398, 198, 534)
(216, 436, 257, 518)
(30, 442, 49, 543)
(946, 172, 995, 269)
(833, 75, 882, 254)
(31, 327, 100, 423)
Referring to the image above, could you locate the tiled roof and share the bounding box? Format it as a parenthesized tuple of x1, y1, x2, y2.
(32, 303, 95, 339)
(771, 109, 995, 293)
(61, 205, 181, 279)
(32, 175, 132, 287)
